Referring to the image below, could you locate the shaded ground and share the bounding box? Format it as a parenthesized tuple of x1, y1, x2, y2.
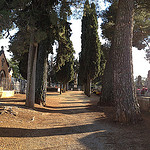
(0, 91, 150, 150)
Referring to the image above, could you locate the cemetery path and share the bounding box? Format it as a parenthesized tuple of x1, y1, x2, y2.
(0, 91, 150, 150)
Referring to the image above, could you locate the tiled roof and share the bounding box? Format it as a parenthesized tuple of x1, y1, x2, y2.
(0, 50, 9, 67)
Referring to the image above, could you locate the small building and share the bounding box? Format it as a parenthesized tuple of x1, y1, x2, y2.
(0, 47, 14, 97)
(0, 48, 10, 83)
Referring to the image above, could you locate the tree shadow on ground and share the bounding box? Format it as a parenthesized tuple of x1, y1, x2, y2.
(45, 105, 91, 109)
(60, 101, 90, 104)
(34, 99, 108, 114)
(0, 95, 109, 115)
(78, 106, 150, 150)
(65, 99, 76, 101)
(0, 123, 106, 138)
(63, 94, 99, 103)
(79, 118, 150, 149)
(0, 101, 26, 108)
(46, 94, 60, 96)
(33, 106, 91, 114)
(0, 104, 116, 149)
(0, 102, 95, 114)
(0, 99, 25, 102)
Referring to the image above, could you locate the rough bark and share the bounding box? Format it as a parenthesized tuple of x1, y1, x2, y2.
(35, 41, 48, 106)
(26, 33, 38, 108)
(113, 0, 141, 123)
(98, 47, 114, 106)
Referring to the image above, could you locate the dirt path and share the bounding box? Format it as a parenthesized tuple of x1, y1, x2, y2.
(0, 91, 150, 150)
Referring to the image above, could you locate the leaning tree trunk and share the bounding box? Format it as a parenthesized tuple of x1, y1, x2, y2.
(113, 0, 141, 123)
(26, 33, 38, 108)
(35, 40, 48, 106)
(98, 47, 114, 106)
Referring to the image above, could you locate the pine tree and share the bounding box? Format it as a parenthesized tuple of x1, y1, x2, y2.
(99, 0, 150, 106)
(112, 0, 141, 123)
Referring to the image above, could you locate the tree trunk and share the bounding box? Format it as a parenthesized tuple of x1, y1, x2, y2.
(63, 83, 66, 93)
(35, 40, 48, 106)
(66, 82, 69, 91)
(113, 0, 141, 123)
(60, 83, 62, 94)
(86, 74, 91, 97)
(98, 47, 114, 106)
(26, 34, 38, 108)
(84, 83, 87, 95)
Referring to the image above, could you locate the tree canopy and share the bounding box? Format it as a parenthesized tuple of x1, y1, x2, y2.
(101, 0, 150, 60)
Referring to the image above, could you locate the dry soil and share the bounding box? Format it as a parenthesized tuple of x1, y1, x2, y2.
(0, 91, 150, 150)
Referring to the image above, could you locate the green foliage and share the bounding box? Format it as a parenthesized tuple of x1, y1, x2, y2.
(56, 25, 72, 69)
(56, 16, 75, 69)
(93, 45, 107, 85)
(133, 6, 150, 51)
(101, 1, 150, 59)
(136, 0, 150, 10)
(0, 0, 14, 37)
(56, 57, 74, 84)
(79, 1, 101, 85)
(9, 31, 30, 60)
(18, 52, 28, 80)
(101, 2, 117, 42)
(74, 59, 79, 74)
(56, 27, 75, 84)
(7, 59, 23, 79)
(8, 31, 29, 79)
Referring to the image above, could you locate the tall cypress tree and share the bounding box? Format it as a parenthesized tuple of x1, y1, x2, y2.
(56, 54, 74, 94)
(56, 21, 75, 94)
(80, 1, 101, 97)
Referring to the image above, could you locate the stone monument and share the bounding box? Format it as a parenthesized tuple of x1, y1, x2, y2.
(136, 75, 143, 89)
(74, 73, 78, 90)
(135, 75, 143, 96)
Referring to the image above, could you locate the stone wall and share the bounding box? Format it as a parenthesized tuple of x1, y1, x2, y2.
(137, 96, 150, 111)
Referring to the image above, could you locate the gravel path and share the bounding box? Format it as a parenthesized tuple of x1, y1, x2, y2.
(0, 91, 150, 150)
